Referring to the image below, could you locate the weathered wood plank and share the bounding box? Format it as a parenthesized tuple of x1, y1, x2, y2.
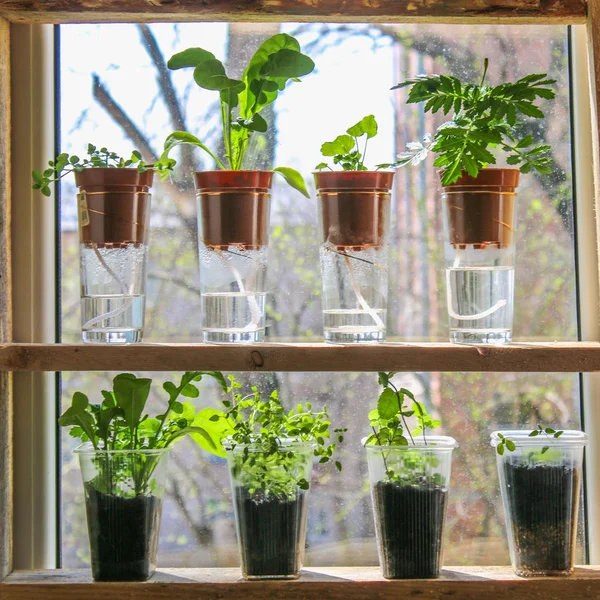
(0, 0, 587, 24)
(0, 342, 599, 372)
(3, 567, 600, 600)
(0, 16, 12, 583)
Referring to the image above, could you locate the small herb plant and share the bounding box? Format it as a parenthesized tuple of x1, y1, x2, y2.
(159, 33, 314, 197)
(364, 372, 442, 485)
(60, 371, 230, 495)
(496, 425, 564, 456)
(392, 58, 556, 185)
(217, 375, 345, 499)
(315, 115, 402, 172)
(32, 144, 176, 197)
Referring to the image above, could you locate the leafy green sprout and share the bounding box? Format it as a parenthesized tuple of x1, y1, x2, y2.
(315, 115, 404, 172)
(159, 33, 315, 198)
(59, 371, 229, 495)
(214, 374, 346, 499)
(32, 144, 176, 197)
(496, 425, 564, 456)
(392, 58, 556, 186)
(364, 372, 442, 484)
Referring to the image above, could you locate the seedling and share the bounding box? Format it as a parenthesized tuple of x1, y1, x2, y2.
(392, 58, 556, 185)
(496, 425, 564, 456)
(315, 114, 403, 172)
(32, 144, 176, 197)
(364, 372, 442, 484)
(216, 375, 345, 499)
(160, 33, 314, 197)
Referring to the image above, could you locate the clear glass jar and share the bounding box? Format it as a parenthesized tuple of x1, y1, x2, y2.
(442, 168, 518, 344)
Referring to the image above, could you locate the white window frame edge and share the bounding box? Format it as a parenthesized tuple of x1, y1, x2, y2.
(6, 22, 600, 570)
(572, 23, 600, 564)
(11, 23, 57, 570)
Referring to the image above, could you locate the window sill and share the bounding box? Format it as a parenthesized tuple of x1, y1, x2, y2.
(2, 567, 600, 599)
(0, 341, 598, 372)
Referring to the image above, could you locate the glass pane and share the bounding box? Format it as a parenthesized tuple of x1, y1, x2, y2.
(59, 23, 581, 568)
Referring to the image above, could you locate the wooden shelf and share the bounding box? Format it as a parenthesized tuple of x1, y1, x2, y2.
(2, 567, 600, 600)
(0, 0, 588, 25)
(0, 341, 599, 372)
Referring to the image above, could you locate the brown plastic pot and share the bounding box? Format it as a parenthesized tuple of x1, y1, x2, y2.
(195, 170, 273, 249)
(441, 168, 519, 249)
(75, 169, 153, 247)
(314, 171, 394, 249)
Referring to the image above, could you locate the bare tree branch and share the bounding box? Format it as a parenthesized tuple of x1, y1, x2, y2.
(92, 74, 158, 162)
(137, 24, 198, 177)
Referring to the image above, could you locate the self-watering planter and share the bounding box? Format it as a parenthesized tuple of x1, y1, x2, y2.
(224, 440, 314, 579)
(75, 444, 170, 581)
(315, 171, 393, 344)
(76, 169, 152, 343)
(442, 168, 518, 344)
(491, 430, 587, 577)
(364, 436, 457, 579)
(195, 171, 271, 344)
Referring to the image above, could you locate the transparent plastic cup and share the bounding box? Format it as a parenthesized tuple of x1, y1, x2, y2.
(75, 444, 170, 581)
(490, 430, 587, 577)
(364, 436, 457, 579)
(224, 440, 314, 579)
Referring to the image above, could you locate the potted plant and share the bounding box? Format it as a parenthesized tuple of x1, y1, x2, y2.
(314, 115, 402, 344)
(363, 372, 457, 579)
(59, 370, 228, 581)
(491, 426, 587, 577)
(158, 34, 314, 343)
(211, 375, 345, 579)
(32, 145, 175, 344)
(393, 59, 556, 344)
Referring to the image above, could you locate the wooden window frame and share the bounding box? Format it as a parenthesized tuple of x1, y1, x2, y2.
(0, 1, 599, 597)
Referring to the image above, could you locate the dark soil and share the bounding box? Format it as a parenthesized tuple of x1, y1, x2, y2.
(372, 481, 447, 579)
(234, 487, 308, 579)
(84, 484, 162, 581)
(503, 462, 580, 575)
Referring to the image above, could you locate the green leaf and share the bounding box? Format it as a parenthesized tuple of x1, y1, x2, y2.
(516, 135, 534, 148)
(273, 166, 309, 198)
(259, 48, 315, 79)
(193, 59, 245, 92)
(506, 440, 516, 452)
(320, 135, 355, 157)
(346, 114, 377, 139)
(96, 406, 123, 441)
(113, 373, 152, 432)
(377, 388, 398, 420)
(181, 384, 200, 398)
(237, 113, 268, 133)
(161, 131, 225, 170)
(497, 443, 505, 456)
(58, 392, 97, 447)
(167, 47, 216, 70)
(190, 408, 234, 458)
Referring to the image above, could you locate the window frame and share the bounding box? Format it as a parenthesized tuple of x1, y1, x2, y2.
(1, 1, 600, 592)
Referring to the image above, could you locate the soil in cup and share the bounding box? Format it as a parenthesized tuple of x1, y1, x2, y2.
(84, 484, 162, 581)
(503, 462, 580, 576)
(234, 487, 308, 579)
(372, 481, 447, 579)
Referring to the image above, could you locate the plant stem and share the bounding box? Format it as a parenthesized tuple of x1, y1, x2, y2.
(388, 381, 415, 445)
